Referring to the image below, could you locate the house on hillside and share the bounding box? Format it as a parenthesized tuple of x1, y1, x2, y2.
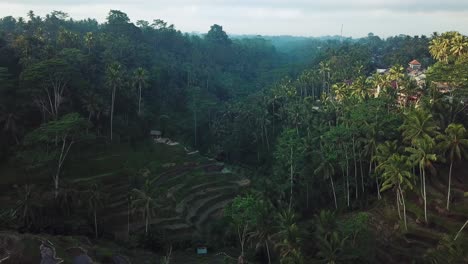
(150, 130, 162, 139)
(408, 59, 422, 70)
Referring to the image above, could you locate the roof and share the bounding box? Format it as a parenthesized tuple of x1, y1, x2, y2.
(150, 130, 162, 136)
(409, 59, 421, 65)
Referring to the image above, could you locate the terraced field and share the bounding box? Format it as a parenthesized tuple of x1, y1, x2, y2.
(65, 142, 251, 244)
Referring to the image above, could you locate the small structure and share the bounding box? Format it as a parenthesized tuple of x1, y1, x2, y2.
(376, 68, 388, 74)
(150, 130, 162, 139)
(408, 59, 421, 70)
(196, 245, 208, 255)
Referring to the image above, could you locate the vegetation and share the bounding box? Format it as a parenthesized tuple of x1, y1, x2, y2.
(0, 9, 468, 263)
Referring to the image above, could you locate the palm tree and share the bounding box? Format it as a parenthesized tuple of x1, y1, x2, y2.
(377, 154, 414, 231)
(133, 67, 148, 116)
(84, 32, 94, 54)
(14, 184, 41, 229)
(131, 179, 159, 235)
(429, 37, 450, 63)
(406, 137, 437, 223)
(0, 111, 20, 144)
(86, 184, 104, 239)
(449, 34, 467, 58)
(319, 61, 331, 94)
(273, 209, 304, 263)
(350, 76, 370, 101)
(373, 141, 398, 200)
(388, 65, 405, 90)
(248, 198, 274, 264)
(315, 153, 338, 209)
(437, 123, 468, 210)
(400, 108, 440, 145)
(106, 62, 123, 142)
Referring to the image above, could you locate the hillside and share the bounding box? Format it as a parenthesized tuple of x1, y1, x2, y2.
(0, 139, 250, 263)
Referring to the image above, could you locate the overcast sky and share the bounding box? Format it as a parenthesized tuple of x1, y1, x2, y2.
(0, 0, 467, 37)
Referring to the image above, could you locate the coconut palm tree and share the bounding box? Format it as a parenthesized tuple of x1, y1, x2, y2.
(133, 67, 148, 116)
(437, 123, 468, 210)
(377, 154, 414, 231)
(315, 152, 338, 209)
(406, 137, 437, 223)
(449, 33, 467, 58)
(131, 179, 159, 235)
(86, 184, 104, 239)
(273, 209, 304, 263)
(106, 62, 123, 142)
(373, 140, 398, 200)
(430, 37, 448, 63)
(400, 108, 440, 145)
(14, 184, 41, 229)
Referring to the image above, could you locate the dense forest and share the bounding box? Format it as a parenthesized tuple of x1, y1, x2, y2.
(0, 9, 468, 264)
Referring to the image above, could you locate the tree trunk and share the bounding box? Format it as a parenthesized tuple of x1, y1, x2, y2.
(396, 188, 401, 219)
(447, 160, 453, 211)
(399, 187, 408, 231)
(289, 146, 294, 211)
(265, 241, 271, 264)
(145, 213, 149, 235)
(330, 175, 338, 209)
(454, 220, 468, 241)
(110, 85, 116, 142)
(138, 83, 142, 115)
(94, 209, 98, 239)
(352, 137, 358, 199)
(423, 167, 427, 223)
(127, 199, 131, 236)
(345, 146, 350, 207)
(360, 158, 364, 194)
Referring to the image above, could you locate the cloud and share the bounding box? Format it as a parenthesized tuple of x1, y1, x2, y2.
(0, 0, 467, 37)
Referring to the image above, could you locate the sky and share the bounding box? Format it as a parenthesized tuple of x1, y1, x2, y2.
(0, 0, 467, 38)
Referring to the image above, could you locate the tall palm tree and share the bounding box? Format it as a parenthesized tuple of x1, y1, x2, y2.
(106, 62, 122, 142)
(400, 108, 440, 145)
(86, 184, 104, 239)
(319, 61, 331, 94)
(0, 111, 20, 144)
(373, 141, 398, 200)
(377, 154, 414, 231)
(131, 179, 159, 235)
(350, 76, 370, 101)
(406, 137, 437, 223)
(437, 123, 468, 210)
(449, 34, 467, 58)
(273, 209, 304, 263)
(315, 153, 338, 209)
(14, 184, 41, 229)
(429, 37, 450, 63)
(133, 67, 148, 116)
(388, 65, 405, 90)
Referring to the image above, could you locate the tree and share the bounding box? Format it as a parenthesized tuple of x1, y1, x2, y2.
(22, 113, 89, 197)
(377, 154, 414, 231)
(106, 62, 123, 142)
(13, 184, 41, 229)
(274, 129, 306, 210)
(21, 58, 72, 121)
(315, 147, 338, 209)
(131, 179, 159, 235)
(225, 195, 259, 263)
(133, 67, 148, 116)
(273, 209, 304, 264)
(406, 137, 437, 223)
(86, 184, 104, 239)
(437, 124, 468, 210)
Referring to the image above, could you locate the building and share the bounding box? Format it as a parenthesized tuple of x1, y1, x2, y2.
(150, 130, 162, 139)
(408, 59, 422, 70)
